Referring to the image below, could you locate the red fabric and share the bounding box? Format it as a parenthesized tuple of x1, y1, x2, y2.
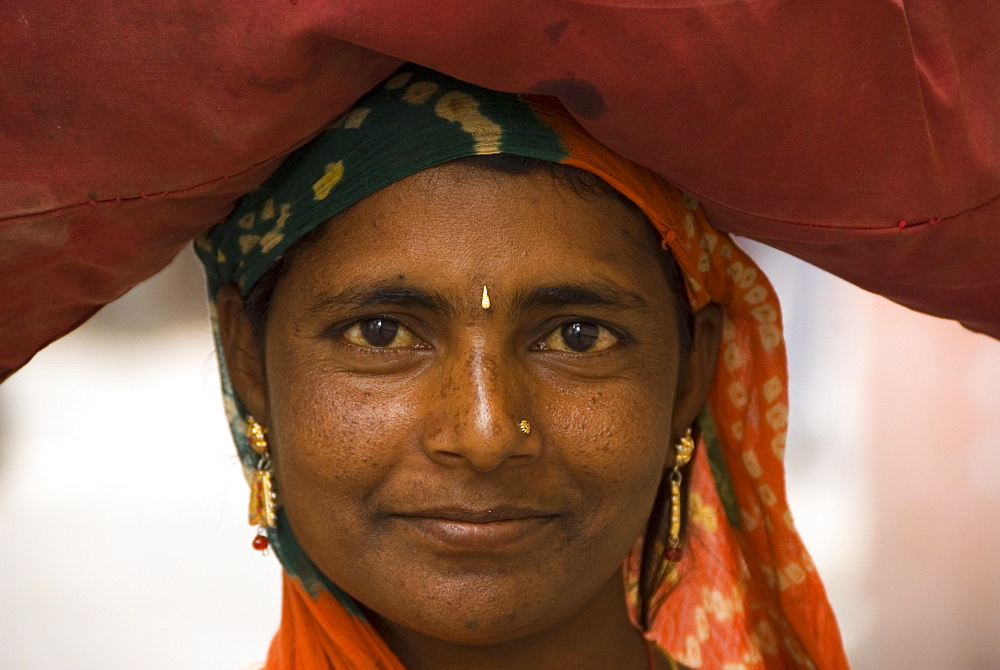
(2, 1, 998, 380)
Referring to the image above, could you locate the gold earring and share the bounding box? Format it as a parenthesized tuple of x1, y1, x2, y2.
(481, 285, 491, 309)
(246, 415, 278, 553)
(248, 415, 268, 455)
(518, 419, 532, 435)
(666, 428, 695, 561)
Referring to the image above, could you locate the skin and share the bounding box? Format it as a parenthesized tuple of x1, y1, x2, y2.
(218, 163, 721, 669)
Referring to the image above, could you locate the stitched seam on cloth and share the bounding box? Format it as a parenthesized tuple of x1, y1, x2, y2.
(691, 187, 1000, 233)
(564, 0, 748, 8)
(0, 147, 306, 226)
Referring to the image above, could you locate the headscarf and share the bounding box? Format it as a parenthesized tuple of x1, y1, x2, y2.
(195, 65, 848, 669)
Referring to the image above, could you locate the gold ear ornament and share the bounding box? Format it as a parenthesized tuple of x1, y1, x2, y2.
(666, 428, 695, 561)
(246, 414, 279, 554)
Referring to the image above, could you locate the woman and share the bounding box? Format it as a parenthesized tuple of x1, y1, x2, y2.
(196, 65, 847, 669)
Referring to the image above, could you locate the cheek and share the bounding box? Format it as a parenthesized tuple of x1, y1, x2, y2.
(272, 380, 393, 477)
(263, 356, 420, 548)
(541, 380, 675, 536)
(265, 330, 418, 465)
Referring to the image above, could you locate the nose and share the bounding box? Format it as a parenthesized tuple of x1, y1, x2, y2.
(421, 339, 540, 471)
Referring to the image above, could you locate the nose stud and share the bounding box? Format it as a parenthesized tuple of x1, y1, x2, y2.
(518, 419, 532, 435)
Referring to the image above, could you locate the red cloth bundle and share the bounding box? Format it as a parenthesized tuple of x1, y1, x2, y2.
(2, 0, 997, 379)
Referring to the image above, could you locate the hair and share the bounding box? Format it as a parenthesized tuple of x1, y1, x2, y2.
(242, 154, 698, 629)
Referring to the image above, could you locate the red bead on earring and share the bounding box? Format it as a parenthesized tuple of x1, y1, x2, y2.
(252, 532, 270, 551)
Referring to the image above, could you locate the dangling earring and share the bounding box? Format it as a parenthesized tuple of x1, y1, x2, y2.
(665, 428, 695, 562)
(247, 414, 278, 553)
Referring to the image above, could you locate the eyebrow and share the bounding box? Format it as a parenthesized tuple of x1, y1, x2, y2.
(306, 282, 454, 316)
(305, 280, 647, 318)
(513, 283, 648, 312)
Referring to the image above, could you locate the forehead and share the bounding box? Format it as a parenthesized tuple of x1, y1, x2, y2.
(281, 162, 668, 294)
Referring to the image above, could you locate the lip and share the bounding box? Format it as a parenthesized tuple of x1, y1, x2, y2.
(390, 506, 558, 552)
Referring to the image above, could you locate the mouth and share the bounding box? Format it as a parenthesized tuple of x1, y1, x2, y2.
(390, 506, 559, 552)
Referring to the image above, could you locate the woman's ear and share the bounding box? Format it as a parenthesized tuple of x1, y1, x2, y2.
(216, 283, 268, 420)
(671, 302, 723, 436)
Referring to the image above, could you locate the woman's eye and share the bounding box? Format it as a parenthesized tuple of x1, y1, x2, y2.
(341, 319, 422, 349)
(539, 322, 619, 353)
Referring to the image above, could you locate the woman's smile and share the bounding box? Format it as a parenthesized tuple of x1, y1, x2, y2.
(388, 506, 560, 553)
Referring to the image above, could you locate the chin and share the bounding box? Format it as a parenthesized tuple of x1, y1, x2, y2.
(375, 594, 565, 647)
(350, 557, 621, 651)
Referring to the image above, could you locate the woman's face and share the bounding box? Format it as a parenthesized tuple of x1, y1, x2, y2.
(226, 163, 713, 647)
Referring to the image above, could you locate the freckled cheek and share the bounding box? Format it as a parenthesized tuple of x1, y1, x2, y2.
(543, 388, 673, 525)
(265, 365, 420, 515)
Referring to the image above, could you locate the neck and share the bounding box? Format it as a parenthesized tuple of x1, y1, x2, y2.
(370, 573, 651, 670)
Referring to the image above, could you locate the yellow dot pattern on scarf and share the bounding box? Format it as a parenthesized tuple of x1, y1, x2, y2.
(434, 91, 502, 154)
(313, 161, 345, 201)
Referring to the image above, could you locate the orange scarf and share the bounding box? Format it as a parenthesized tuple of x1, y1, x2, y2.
(547, 99, 848, 668)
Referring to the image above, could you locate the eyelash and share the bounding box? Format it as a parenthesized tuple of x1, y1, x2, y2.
(531, 319, 629, 353)
(323, 315, 425, 352)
